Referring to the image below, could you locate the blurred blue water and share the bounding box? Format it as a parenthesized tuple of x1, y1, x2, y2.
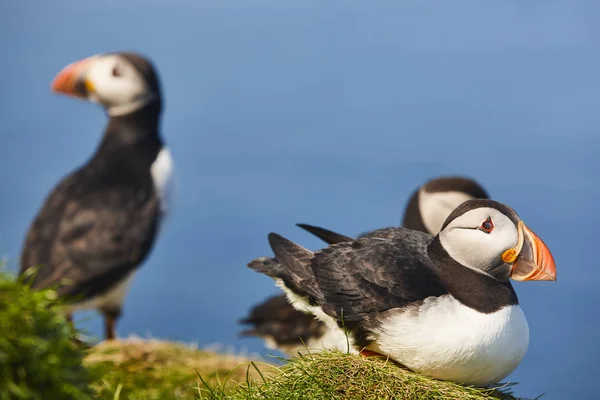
(1, 1, 598, 398)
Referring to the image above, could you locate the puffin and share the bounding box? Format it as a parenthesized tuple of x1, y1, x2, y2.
(240, 176, 489, 355)
(19, 52, 172, 341)
(250, 199, 556, 385)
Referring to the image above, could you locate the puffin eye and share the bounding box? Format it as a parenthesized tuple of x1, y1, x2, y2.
(112, 65, 122, 77)
(479, 218, 494, 234)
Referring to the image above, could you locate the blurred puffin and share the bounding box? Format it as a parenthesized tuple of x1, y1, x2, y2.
(252, 199, 556, 385)
(20, 52, 172, 341)
(240, 176, 488, 355)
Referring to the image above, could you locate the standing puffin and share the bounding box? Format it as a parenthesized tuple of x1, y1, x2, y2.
(240, 176, 488, 355)
(20, 52, 172, 341)
(251, 199, 556, 385)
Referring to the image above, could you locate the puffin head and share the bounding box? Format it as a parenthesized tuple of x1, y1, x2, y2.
(51, 52, 161, 116)
(408, 176, 490, 235)
(437, 199, 556, 282)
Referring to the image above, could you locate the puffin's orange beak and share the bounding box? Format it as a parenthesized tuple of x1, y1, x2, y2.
(51, 57, 95, 98)
(509, 221, 556, 281)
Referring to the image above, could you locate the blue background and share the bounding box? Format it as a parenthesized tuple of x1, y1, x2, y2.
(1, 1, 598, 399)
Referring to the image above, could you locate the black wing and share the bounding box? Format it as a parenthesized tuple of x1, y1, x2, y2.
(269, 228, 446, 328)
(296, 223, 385, 244)
(296, 223, 354, 245)
(20, 167, 160, 301)
(310, 228, 447, 326)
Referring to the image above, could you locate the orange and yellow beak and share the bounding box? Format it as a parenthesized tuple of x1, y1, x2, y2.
(507, 221, 556, 281)
(51, 57, 96, 98)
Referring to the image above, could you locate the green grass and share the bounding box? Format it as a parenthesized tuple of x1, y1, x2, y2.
(198, 351, 521, 400)
(0, 270, 93, 400)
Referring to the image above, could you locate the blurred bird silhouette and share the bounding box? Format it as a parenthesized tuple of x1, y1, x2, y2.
(20, 52, 172, 341)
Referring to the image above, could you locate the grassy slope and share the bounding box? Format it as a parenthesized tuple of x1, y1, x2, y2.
(85, 339, 521, 400)
(86, 339, 266, 400)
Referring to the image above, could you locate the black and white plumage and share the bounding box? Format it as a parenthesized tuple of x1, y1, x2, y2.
(241, 176, 489, 356)
(20, 52, 172, 341)
(250, 199, 556, 385)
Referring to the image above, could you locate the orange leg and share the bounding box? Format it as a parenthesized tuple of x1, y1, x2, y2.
(360, 349, 387, 358)
(360, 349, 410, 369)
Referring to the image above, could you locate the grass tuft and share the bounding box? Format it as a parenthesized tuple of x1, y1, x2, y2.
(0, 270, 93, 400)
(199, 351, 521, 400)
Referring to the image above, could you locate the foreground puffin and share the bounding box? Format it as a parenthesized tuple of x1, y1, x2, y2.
(249, 199, 556, 385)
(240, 176, 489, 356)
(20, 52, 171, 340)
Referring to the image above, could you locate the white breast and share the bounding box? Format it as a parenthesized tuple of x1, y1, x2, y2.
(367, 295, 529, 386)
(150, 147, 174, 215)
(65, 270, 137, 314)
(309, 325, 356, 354)
(275, 279, 358, 354)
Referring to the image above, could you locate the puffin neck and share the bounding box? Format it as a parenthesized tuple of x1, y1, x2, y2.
(427, 236, 519, 313)
(97, 101, 163, 154)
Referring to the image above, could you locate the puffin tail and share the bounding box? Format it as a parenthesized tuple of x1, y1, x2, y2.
(247, 256, 287, 278)
(268, 233, 314, 278)
(296, 223, 353, 245)
(268, 233, 327, 300)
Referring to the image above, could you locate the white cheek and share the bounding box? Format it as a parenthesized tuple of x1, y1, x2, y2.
(440, 230, 494, 272)
(439, 211, 518, 272)
(87, 63, 154, 116)
(101, 80, 150, 116)
(102, 80, 138, 104)
(419, 190, 476, 235)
